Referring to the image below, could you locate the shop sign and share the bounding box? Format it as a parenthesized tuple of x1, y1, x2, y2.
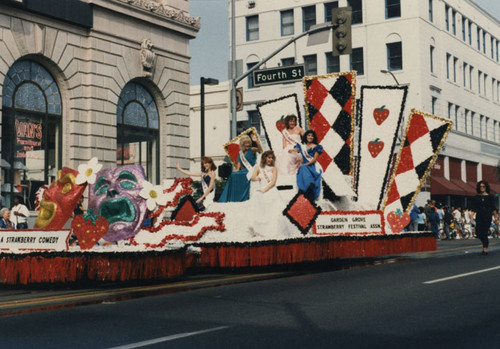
(15, 118, 42, 159)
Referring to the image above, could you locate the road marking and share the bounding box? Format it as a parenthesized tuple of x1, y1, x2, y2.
(423, 266, 500, 284)
(107, 326, 229, 349)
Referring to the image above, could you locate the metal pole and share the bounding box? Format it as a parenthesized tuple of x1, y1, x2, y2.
(235, 23, 334, 85)
(230, 0, 237, 139)
(200, 77, 205, 157)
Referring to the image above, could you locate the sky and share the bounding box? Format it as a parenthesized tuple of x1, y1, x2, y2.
(189, 0, 500, 86)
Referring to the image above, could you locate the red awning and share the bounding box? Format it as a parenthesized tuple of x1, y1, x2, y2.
(489, 183, 500, 195)
(450, 179, 476, 196)
(431, 177, 468, 196)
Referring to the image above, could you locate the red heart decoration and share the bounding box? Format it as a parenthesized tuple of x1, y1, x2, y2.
(226, 143, 240, 164)
(387, 210, 410, 233)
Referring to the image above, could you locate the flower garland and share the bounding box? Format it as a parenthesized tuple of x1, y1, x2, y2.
(146, 178, 194, 220)
(129, 211, 226, 249)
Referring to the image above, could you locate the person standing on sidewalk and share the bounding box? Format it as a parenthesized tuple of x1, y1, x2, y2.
(442, 206, 453, 239)
(470, 181, 498, 255)
(428, 206, 441, 239)
(11, 196, 29, 229)
(408, 204, 419, 232)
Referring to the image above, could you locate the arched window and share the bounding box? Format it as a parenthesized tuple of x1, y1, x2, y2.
(1, 60, 62, 208)
(116, 82, 159, 183)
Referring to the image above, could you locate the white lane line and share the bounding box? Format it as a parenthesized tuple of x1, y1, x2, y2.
(107, 326, 230, 349)
(423, 266, 500, 285)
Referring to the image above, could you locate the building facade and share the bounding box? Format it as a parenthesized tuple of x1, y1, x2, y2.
(0, 0, 199, 208)
(191, 0, 499, 207)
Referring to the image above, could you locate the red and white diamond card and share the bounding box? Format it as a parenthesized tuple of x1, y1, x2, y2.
(356, 86, 408, 209)
(382, 109, 452, 232)
(303, 72, 356, 197)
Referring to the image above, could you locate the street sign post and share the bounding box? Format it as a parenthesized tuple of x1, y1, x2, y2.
(253, 65, 305, 87)
(236, 87, 243, 111)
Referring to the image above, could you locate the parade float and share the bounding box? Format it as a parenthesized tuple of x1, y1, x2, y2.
(0, 72, 452, 284)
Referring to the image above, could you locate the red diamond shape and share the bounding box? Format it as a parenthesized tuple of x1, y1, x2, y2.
(317, 150, 332, 172)
(310, 112, 330, 142)
(284, 193, 321, 235)
(395, 146, 415, 175)
(406, 113, 429, 144)
(172, 197, 198, 222)
(343, 95, 353, 114)
(307, 79, 329, 110)
(385, 182, 400, 206)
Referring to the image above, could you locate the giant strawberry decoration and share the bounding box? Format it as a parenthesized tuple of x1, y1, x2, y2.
(71, 208, 109, 250)
(275, 115, 286, 132)
(373, 105, 390, 125)
(368, 138, 384, 158)
(387, 209, 410, 233)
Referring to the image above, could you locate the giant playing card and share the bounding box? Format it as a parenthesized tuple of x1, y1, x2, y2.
(382, 109, 452, 232)
(257, 94, 303, 152)
(303, 72, 356, 198)
(356, 86, 408, 209)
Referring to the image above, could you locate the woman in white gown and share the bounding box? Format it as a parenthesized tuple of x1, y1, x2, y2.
(249, 150, 290, 238)
(276, 114, 305, 176)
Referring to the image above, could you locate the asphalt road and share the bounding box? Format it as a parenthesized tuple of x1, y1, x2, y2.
(0, 239, 499, 349)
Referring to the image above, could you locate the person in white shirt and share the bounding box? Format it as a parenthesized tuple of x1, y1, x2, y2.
(452, 207, 463, 239)
(11, 196, 29, 229)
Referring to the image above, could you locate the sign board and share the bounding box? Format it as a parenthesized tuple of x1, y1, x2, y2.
(15, 117, 42, 160)
(253, 65, 305, 87)
(312, 211, 385, 236)
(236, 87, 243, 111)
(0, 230, 71, 252)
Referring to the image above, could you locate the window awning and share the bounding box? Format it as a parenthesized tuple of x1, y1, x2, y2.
(450, 179, 477, 196)
(431, 177, 468, 196)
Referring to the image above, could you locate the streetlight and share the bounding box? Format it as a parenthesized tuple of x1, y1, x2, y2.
(380, 69, 400, 85)
(200, 77, 219, 157)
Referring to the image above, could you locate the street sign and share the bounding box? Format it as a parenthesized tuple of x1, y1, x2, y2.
(236, 87, 243, 111)
(253, 65, 305, 87)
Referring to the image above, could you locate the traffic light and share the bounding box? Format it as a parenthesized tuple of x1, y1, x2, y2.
(331, 7, 352, 56)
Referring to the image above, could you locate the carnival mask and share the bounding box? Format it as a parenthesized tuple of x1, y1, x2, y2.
(88, 165, 147, 241)
(35, 167, 86, 229)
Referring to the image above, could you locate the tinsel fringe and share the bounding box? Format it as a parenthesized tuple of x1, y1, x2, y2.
(198, 235, 437, 268)
(0, 252, 194, 285)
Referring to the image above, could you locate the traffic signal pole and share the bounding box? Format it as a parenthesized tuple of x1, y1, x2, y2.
(229, 11, 335, 138)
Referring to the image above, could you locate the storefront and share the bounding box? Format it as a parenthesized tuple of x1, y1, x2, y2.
(0, 0, 199, 209)
(430, 155, 500, 209)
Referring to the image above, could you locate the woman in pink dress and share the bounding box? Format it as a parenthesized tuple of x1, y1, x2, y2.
(276, 114, 304, 176)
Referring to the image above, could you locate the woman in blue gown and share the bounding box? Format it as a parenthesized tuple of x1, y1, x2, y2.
(219, 133, 262, 202)
(293, 130, 323, 200)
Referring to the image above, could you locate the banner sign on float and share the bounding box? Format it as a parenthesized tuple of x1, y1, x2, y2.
(312, 211, 385, 236)
(0, 230, 71, 251)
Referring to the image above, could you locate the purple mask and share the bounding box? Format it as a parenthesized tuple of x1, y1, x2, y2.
(88, 165, 147, 241)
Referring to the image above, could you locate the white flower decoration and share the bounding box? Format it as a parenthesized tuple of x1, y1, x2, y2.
(76, 157, 102, 185)
(140, 181, 168, 211)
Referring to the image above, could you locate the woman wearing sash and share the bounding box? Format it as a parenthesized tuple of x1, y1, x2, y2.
(249, 150, 285, 236)
(293, 130, 323, 200)
(219, 134, 262, 202)
(276, 114, 304, 176)
(176, 156, 217, 210)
